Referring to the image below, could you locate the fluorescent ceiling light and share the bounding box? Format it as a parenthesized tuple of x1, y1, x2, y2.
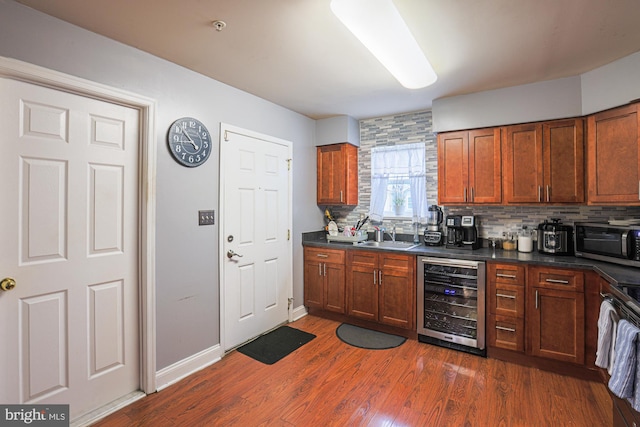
(330, 0, 437, 89)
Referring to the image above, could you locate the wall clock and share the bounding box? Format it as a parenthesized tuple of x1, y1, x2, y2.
(167, 117, 212, 167)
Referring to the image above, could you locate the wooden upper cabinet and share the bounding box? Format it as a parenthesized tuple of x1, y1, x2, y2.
(544, 119, 585, 203)
(438, 131, 468, 204)
(503, 118, 584, 204)
(503, 123, 543, 203)
(587, 103, 640, 205)
(317, 143, 358, 205)
(438, 128, 501, 204)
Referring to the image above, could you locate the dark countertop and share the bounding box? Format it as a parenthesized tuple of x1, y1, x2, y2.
(302, 231, 640, 287)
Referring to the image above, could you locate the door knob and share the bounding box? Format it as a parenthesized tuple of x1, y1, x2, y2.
(1, 277, 16, 291)
(227, 250, 243, 259)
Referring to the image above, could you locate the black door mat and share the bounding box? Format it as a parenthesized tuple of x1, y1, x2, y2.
(336, 323, 406, 350)
(236, 326, 316, 365)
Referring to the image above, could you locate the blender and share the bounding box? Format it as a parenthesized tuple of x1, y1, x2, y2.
(424, 205, 444, 246)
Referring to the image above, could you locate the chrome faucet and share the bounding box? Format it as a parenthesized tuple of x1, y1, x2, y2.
(383, 224, 397, 242)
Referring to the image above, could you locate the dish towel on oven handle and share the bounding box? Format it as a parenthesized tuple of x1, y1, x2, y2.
(608, 319, 640, 405)
(595, 300, 619, 374)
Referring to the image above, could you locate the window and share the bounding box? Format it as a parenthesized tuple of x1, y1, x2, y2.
(369, 142, 428, 222)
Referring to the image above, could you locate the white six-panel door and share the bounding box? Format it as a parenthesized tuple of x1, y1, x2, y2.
(221, 124, 292, 350)
(0, 78, 140, 420)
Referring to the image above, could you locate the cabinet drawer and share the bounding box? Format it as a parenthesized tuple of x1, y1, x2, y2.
(529, 267, 584, 292)
(488, 263, 525, 285)
(488, 314, 524, 352)
(304, 247, 345, 264)
(492, 283, 525, 318)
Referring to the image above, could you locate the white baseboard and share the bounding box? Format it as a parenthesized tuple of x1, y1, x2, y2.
(155, 344, 223, 391)
(291, 304, 308, 322)
(156, 307, 306, 391)
(71, 391, 146, 427)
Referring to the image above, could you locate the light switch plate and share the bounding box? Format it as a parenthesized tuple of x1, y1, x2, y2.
(198, 210, 215, 226)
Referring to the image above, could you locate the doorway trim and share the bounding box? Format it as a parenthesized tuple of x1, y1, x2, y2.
(0, 57, 157, 395)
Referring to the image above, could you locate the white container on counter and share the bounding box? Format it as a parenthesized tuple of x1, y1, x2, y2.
(518, 226, 534, 253)
(518, 235, 533, 252)
(518, 234, 533, 252)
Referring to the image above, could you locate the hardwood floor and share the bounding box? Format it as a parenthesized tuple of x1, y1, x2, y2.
(93, 315, 612, 426)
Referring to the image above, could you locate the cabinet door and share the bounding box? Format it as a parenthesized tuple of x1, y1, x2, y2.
(304, 259, 324, 309)
(469, 128, 502, 203)
(587, 103, 640, 205)
(543, 118, 585, 203)
(528, 286, 585, 364)
(438, 131, 469, 204)
(317, 145, 345, 204)
(503, 123, 544, 203)
(347, 251, 378, 321)
(325, 262, 346, 314)
(317, 143, 358, 205)
(378, 253, 415, 330)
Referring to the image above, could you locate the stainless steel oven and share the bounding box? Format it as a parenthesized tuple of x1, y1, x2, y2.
(417, 257, 486, 356)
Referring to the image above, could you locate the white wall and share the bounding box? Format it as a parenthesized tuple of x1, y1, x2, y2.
(0, 0, 321, 370)
(433, 51, 640, 132)
(581, 51, 640, 115)
(432, 76, 582, 132)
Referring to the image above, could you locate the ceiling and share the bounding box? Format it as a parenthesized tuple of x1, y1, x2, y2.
(14, 0, 640, 120)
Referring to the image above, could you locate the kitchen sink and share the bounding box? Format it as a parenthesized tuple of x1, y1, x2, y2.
(358, 241, 421, 251)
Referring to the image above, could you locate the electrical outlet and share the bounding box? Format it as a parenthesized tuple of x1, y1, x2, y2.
(198, 210, 215, 226)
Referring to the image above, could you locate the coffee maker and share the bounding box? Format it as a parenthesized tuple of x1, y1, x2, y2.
(461, 215, 481, 249)
(424, 205, 443, 246)
(445, 215, 463, 248)
(446, 215, 481, 249)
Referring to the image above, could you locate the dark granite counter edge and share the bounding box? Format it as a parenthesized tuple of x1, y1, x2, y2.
(302, 231, 640, 287)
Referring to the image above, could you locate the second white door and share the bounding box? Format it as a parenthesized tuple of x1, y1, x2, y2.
(221, 124, 292, 350)
(0, 78, 140, 421)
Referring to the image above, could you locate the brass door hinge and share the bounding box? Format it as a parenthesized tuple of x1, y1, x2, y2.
(287, 229, 291, 241)
(287, 158, 292, 171)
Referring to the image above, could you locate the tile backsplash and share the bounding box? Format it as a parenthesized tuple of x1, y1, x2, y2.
(326, 109, 640, 238)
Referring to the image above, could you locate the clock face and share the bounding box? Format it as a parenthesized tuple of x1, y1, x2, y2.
(167, 117, 212, 167)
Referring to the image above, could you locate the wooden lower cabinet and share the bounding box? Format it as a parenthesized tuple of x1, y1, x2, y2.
(527, 266, 585, 365)
(488, 262, 591, 369)
(487, 263, 526, 352)
(303, 247, 346, 314)
(347, 250, 415, 330)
